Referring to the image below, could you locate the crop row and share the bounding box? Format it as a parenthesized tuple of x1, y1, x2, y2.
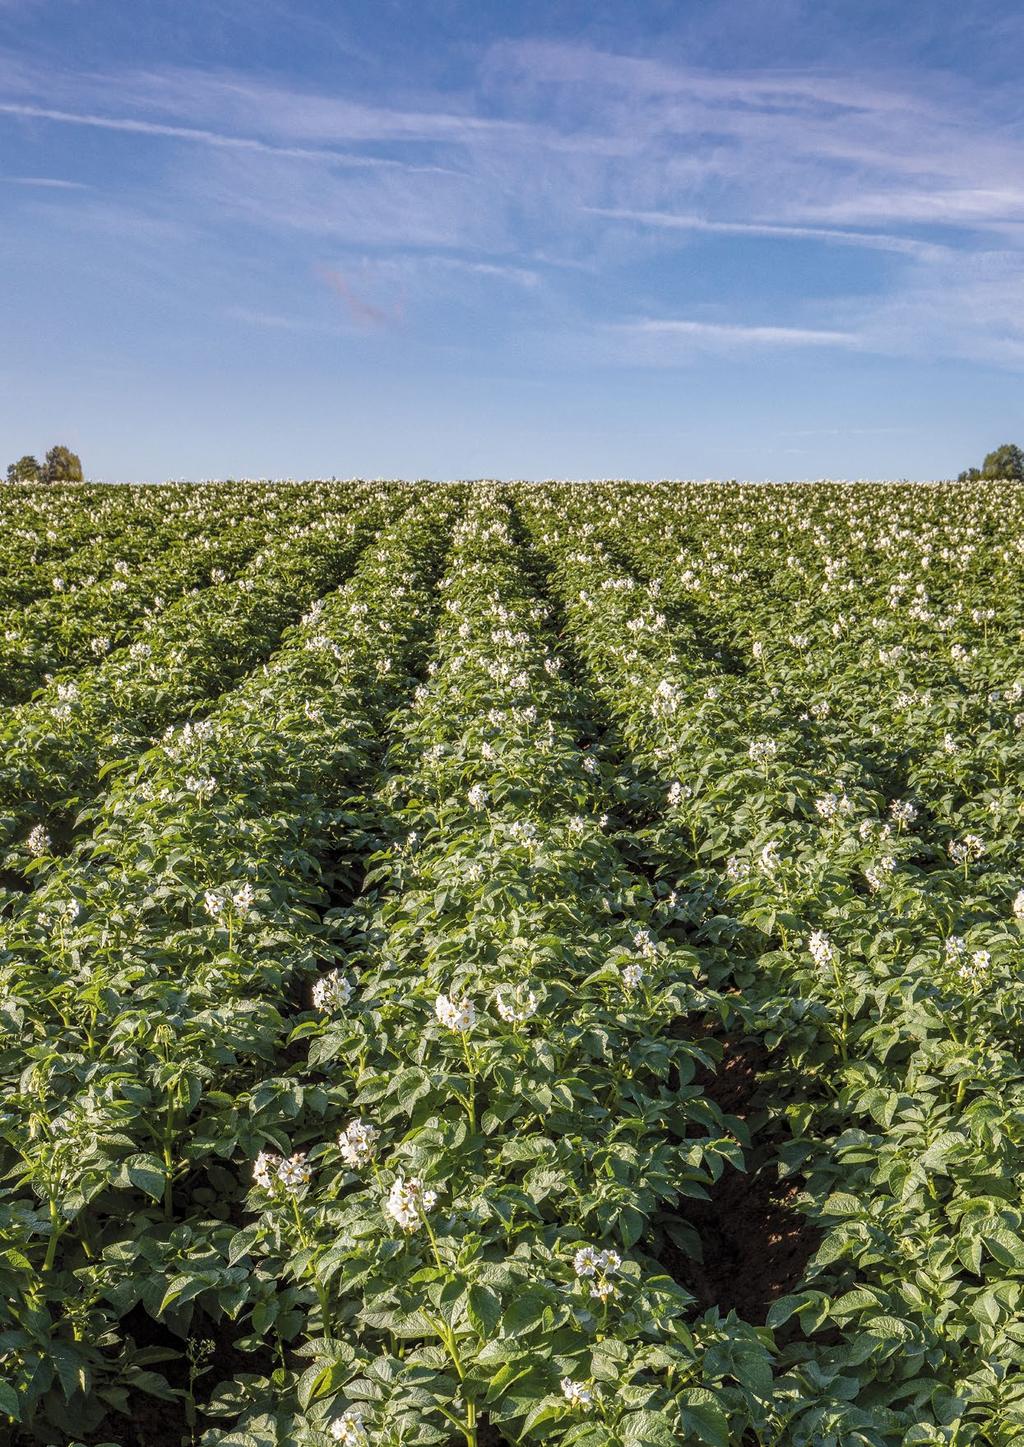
(0, 489, 457, 1444)
(0, 485, 386, 705)
(520, 484, 1024, 1445)
(201, 489, 764, 1447)
(0, 485, 401, 875)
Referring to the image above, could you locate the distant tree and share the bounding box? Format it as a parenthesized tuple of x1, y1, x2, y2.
(6, 454, 41, 483)
(981, 443, 1024, 482)
(957, 443, 1023, 483)
(40, 445, 84, 484)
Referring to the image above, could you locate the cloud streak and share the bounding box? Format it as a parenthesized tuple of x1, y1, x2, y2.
(585, 208, 949, 258)
(0, 100, 451, 171)
(619, 318, 860, 347)
(6, 173, 91, 188)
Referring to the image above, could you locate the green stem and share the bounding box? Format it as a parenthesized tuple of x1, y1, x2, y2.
(290, 1193, 333, 1337)
(42, 1197, 63, 1273)
(460, 1035, 476, 1131)
(163, 1107, 176, 1220)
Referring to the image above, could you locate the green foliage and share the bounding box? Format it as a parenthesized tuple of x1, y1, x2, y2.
(2, 479, 1024, 1446)
(958, 442, 1024, 483)
(982, 443, 1024, 481)
(6, 454, 40, 483)
(41, 444, 84, 483)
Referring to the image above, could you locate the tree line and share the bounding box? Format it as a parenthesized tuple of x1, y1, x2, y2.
(957, 442, 1024, 483)
(6, 446, 84, 484)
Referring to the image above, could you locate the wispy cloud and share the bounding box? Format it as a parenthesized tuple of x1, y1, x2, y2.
(222, 305, 345, 336)
(0, 100, 449, 171)
(585, 207, 948, 258)
(4, 33, 1024, 369)
(6, 173, 91, 188)
(618, 318, 860, 347)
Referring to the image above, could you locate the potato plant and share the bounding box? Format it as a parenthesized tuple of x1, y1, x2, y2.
(2, 479, 1024, 1446)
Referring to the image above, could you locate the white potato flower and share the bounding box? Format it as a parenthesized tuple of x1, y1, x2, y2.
(561, 1378, 600, 1409)
(494, 984, 539, 1025)
(890, 800, 917, 826)
(232, 882, 255, 915)
(330, 1407, 367, 1446)
(338, 1119, 379, 1169)
(435, 993, 476, 1032)
(252, 1150, 279, 1191)
(808, 930, 835, 968)
(386, 1175, 438, 1231)
(621, 962, 645, 992)
(313, 971, 353, 1012)
(277, 1153, 312, 1192)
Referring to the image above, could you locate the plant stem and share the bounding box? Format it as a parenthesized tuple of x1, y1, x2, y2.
(42, 1197, 62, 1273)
(460, 1035, 476, 1131)
(290, 1193, 333, 1337)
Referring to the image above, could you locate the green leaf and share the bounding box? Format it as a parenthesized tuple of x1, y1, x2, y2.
(982, 1227, 1024, 1269)
(619, 1409, 679, 1446)
(123, 1152, 168, 1203)
(467, 1283, 501, 1339)
(678, 1389, 730, 1447)
(500, 1288, 550, 1334)
(956, 1233, 983, 1275)
(0, 1381, 21, 1420)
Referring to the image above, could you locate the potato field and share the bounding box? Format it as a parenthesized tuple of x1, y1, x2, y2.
(4, 479, 1024, 1447)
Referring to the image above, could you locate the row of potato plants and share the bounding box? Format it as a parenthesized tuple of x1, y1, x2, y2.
(0, 485, 397, 874)
(0, 490, 457, 1444)
(519, 483, 1024, 1445)
(216, 490, 780, 1447)
(0, 484, 390, 705)
(0, 484, 222, 613)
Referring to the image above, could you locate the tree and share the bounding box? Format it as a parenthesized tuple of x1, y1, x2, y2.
(981, 443, 1024, 482)
(957, 443, 1023, 483)
(40, 445, 84, 484)
(6, 454, 41, 483)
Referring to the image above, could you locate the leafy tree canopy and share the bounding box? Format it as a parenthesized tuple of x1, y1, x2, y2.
(959, 442, 1024, 483)
(6, 445, 85, 484)
(6, 454, 40, 483)
(41, 444, 84, 483)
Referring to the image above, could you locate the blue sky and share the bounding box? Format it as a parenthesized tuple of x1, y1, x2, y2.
(1, 0, 1023, 480)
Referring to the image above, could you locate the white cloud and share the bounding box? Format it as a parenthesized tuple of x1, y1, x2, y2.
(618, 317, 860, 347)
(6, 174, 90, 188)
(585, 208, 949, 258)
(4, 36, 1024, 367)
(0, 101, 449, 171)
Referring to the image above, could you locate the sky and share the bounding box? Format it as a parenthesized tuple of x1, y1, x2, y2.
(1, 0, 1023, 481)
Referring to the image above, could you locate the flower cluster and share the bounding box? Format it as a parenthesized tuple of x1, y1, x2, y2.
(313, 971, 354, 1012)
(561, 1378, 601, 1409)
(338, 1119, 379, 1169)
(494, 983, 539, 1024)
(948, 835, 985, 865)
(808, 930, 836, 969)
(574, 1244, 622, 1301)
(253, 1149, 312, 1195)
(386, 1175, 439, 1231)
(329, 1406, 367, 1445)
(203, 882, 255, 919)
(435, 992, 476, 1032)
